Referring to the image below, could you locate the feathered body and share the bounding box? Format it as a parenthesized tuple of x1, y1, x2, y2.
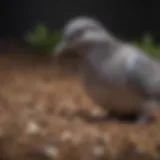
(55, 16, 160, 122)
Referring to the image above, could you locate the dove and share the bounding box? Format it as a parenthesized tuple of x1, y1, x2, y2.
(54, 16, 160, 123)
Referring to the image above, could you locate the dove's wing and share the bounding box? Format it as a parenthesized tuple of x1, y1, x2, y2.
(127, 50, 160, 97)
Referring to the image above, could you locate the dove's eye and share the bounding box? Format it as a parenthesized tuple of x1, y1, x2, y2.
(68, 29, 84, 42)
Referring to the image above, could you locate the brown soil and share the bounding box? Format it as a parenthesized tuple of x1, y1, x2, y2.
(0, 41, 160, 160)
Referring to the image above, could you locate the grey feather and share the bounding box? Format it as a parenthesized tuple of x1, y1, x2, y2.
(55, 16, 160, 122)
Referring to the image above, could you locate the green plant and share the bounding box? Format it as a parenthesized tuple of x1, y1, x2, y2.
(133, 34, 160, 58)
(24, 24, 61, 53)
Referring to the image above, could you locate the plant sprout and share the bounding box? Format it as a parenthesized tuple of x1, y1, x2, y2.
(24, 24, 61, 53)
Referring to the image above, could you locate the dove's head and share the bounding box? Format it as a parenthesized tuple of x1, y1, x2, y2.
(54, 16, 115, 56)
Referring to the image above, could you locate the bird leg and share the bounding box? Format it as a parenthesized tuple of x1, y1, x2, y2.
(136, 99, 159, 124)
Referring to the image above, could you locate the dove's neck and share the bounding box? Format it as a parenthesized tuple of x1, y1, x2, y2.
(79, 40, 119, 86)
(79, 40, 120, 77)
(81, 39, 120, 60)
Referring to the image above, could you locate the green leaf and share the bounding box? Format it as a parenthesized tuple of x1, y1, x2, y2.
(24, 24, 62, 54)
(133, 34, 160, 58)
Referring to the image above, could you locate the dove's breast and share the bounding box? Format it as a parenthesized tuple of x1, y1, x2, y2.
(79, 46, 146, 114)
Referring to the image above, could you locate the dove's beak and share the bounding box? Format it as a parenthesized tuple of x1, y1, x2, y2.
(54, 40, 69, 56)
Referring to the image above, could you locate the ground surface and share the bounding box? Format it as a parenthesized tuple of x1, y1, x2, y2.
(1, 41, 160, 160)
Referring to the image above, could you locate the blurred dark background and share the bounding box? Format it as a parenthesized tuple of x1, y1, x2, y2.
(0, 0, 158, 42)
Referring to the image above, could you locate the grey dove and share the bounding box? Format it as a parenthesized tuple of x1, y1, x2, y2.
(54, 16, 160, 123)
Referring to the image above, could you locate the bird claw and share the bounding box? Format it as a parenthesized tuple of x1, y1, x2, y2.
(136, 116, 148, 124)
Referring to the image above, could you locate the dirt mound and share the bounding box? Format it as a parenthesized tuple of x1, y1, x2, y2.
(0, 42, 160, 160)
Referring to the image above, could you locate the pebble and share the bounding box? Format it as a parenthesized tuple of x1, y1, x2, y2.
(26, 121, 40, 135)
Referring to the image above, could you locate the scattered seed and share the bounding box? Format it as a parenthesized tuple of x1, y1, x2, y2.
(43, 145, 59, 159)
(61, 130, 73, 142)
(26, 121, 40, 135)
(92, 145, 105, 158)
